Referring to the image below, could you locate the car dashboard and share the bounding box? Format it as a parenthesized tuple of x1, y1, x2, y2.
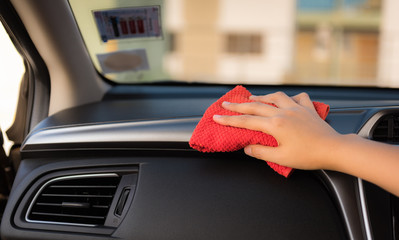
(1, 85, 399, 240)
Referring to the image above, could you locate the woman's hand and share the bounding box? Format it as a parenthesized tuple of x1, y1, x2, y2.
(213, 92, 344, 170)
(213, 91, 399, 196)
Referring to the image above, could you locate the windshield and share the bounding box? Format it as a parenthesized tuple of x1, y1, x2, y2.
(69, 0, 393, 87)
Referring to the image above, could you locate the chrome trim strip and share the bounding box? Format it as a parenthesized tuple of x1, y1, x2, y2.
(25, 173, 119, 227)
(22, 118, 200, 150)
(356, 113, 375, 240)
(358, 178, 373, 240)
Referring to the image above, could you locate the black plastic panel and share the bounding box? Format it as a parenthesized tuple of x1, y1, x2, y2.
(2, 152, 347, 240)
(114, 155, 347, 240)
(363, 181, 393, 240)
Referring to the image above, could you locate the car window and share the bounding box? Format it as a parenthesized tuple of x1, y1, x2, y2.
(0, 22, 24, 154)
(69, 0, 393, 88)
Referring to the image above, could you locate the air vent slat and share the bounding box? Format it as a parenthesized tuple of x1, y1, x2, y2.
(36, 202, 109, 208)
(41, 194, 114, 198)
(31, 212, 106, 220)
(49, 185, 117, 189)
(92, 205, 109, 209)
(36, 203, 62, 207)
(26, 173, 121, 226)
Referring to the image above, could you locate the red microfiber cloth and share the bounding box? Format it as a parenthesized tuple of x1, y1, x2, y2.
(189, 85, 330, 177)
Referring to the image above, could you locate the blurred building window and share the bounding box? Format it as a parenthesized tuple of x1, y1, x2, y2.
(168, 32, 177, 52)
(225, 34, 263, 54)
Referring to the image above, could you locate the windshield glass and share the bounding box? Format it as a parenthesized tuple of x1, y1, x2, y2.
(69, 0, 394, 87)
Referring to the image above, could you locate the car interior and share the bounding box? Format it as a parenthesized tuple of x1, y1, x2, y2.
(1, 0, 399, 239)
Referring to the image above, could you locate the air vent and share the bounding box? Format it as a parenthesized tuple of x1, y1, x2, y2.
(371, 113, 399, 143)
(26, 173, 121, 226)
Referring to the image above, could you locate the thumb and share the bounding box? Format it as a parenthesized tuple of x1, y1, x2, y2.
(244, 144, 280, 163)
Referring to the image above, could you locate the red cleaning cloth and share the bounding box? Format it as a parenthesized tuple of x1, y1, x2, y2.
(189, 85, 330, 177)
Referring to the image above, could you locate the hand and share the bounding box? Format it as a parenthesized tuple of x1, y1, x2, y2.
(213, 92, 343, 170)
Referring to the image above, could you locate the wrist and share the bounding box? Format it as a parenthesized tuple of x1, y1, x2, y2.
(322, 133, 361, 171)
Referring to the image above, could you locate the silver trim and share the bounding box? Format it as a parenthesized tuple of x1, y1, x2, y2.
(25, 173, 119, 227)
(22, 117, 200, 151)
(358, 178, 373, 240)
(356, 112, 376, 240)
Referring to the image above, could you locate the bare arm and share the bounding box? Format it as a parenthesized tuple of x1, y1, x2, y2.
(213, 92, 399, 197)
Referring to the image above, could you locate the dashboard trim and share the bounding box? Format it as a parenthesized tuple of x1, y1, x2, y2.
(22, 117, 200, 152)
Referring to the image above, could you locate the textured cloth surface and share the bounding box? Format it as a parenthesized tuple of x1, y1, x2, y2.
(189, 85, 330, 177)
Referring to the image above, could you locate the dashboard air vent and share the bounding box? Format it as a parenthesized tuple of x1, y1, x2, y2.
(371, 113, 399, 143)
(26, 173, 121, 226)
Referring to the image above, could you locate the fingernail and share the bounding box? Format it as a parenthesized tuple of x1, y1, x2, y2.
(249, 95, 257, 99)
(213, 115, 222, 120)
(244, 146, 252, 156)
(222, 101, 231, 106)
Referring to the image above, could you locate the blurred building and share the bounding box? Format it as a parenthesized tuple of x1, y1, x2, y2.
(165, 0, 295, 84)
(378, 0, 399, 87)
(165, 0, 399, 87)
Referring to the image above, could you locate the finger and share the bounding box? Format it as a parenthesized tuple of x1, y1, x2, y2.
(222, 101, 278, 117)
(291, 92, 316, 112)
(249, 91, 296, 108)
(244, 144, 280, 163)
(213, 114, 272, 134)
(292, 93, 318, 116)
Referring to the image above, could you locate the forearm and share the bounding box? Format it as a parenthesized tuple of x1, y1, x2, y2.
(328, 134, 399, 197)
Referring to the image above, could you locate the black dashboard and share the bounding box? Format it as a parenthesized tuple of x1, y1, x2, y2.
(2, 85, 399, 240)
